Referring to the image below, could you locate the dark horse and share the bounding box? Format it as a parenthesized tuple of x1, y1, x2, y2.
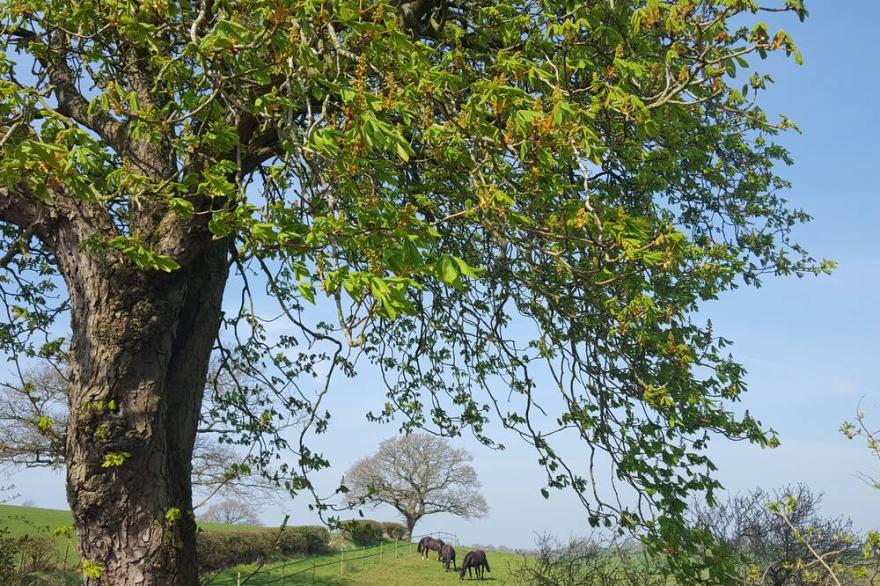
(417, 537, 445, 560)
(460, 550, 491, 580)
(440, 543, 457, 572)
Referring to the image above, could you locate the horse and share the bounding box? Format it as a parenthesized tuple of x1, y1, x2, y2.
(440, 543, 457, 572)
(460, 550, 491, 580)
(417, 537, 445, 560)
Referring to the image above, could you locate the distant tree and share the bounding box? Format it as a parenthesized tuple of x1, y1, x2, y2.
(199, 499, 261, 526)
(0, 362, 286, 503)
(345, 435, 488, 538)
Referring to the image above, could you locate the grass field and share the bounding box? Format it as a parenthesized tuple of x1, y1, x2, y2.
(0, 504, 79, 564)
(1, 505, 523, 584)
(210, 541, 523, 585)
(0, 504, 258, 533)
(0, 503, 262, 567)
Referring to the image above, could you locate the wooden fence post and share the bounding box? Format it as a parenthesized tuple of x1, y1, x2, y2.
(340, 548, 345, 576)
(236, 571, 241, 586)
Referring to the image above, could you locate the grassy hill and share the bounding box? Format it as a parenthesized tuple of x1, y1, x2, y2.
(1, 505, 524, 584)
(0, 503, 258, 533)
(0, 503, 262, 567)
(211, 542, 523, 585)
(0, 504, 79, 565)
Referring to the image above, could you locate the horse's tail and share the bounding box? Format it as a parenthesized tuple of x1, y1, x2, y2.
(417, 540, 423, 553)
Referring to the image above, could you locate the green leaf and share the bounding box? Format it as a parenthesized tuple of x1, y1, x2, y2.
(208, 215, 230, 238)
(435, 255, 459, 284)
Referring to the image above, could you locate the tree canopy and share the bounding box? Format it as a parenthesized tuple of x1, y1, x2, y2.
(345, 434, 488, 537)
(0, 0, 824, 581)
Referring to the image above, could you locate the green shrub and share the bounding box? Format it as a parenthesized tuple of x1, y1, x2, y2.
(276, 525, 330, 555)
(0, 529, 64, 584)
(381, 522, 408, 540)
(13, 534, 58, 573)
(197, 525, 329, 572)
(341, 520, 384, 545)
(197, 531, 263, 572)
(0, 527, 15, 584)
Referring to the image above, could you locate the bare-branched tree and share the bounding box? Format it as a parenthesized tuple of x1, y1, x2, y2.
(0, 362, 287, 504)
(345, 434, 488, 538)
(199, 499, 261, 526)
(0, 465, 17, 505)
(692, 485, 866, 586)
(511, 533, 666, 586)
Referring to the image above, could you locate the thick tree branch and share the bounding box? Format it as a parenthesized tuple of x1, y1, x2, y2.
(0, 185, 43, 229)
(9, 28, 129, 152)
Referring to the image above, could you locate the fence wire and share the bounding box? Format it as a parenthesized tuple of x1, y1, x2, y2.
(210, 531, 458, 585)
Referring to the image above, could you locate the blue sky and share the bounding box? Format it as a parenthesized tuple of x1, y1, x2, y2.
(8, 2, 880, 549)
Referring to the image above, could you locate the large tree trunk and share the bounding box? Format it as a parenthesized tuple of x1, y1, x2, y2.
(404, 515, 419, 541)
(60, 233, 228, 585)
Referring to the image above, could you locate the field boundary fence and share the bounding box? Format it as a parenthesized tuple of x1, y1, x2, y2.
(207, 531, 459, 585)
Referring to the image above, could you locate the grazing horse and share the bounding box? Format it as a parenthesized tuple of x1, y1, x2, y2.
(440, 543, 457, 572)
(460, 550, 491, 580)
(417, 537, 445, 560)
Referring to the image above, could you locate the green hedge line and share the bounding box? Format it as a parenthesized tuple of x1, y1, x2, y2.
(340, 520, 408, 545)
(340, 520, 383, 545)
(197, 525, 330, 572)
(382, 522, 408, 540)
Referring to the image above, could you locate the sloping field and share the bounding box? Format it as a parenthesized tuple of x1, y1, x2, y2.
(1, 505, 524, 583)
(0, 504, 260, 565)
(210, 542, 523, 585)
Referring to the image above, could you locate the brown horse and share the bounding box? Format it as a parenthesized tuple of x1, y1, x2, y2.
(460, 550, 491, 579)
(440, 543, 457, 572)
(417, 537, 445, 560)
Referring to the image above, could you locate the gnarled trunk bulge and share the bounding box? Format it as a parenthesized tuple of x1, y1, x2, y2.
(405, 515, 418, 541)
(61, 238, 228, 585)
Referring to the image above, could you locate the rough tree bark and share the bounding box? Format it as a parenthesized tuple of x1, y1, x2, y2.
(58, 217, 228, 584)
(0, 183, 229, 584)
(62, 242, 228, 583)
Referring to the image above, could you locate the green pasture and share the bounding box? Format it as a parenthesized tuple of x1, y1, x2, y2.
(210, 541, 522, 585)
